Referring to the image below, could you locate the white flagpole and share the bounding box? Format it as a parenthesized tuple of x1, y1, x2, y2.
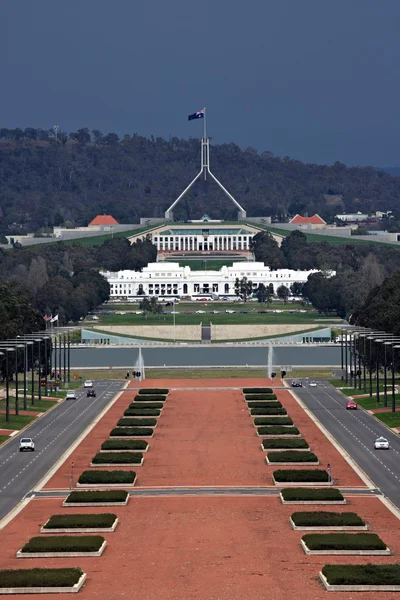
(203, 106, 207, 140)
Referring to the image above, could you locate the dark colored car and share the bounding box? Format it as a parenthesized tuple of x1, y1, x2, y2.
(87, 389, 96, 398)
(291, 380, 303, 388)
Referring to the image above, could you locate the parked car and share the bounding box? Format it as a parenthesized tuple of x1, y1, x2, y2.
(19, 438, 35, 452)
(196, 310, 206, 314)
(84, 380, 93, 388)
(66, 391, 77, 400)
(225, 310, 235, 314)
(374, 436, 390, 450)
(291, 380, 303, 388)
(346, 400, 357, 410)
(87, 389, 96, 398)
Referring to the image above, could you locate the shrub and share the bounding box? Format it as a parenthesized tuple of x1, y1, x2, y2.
(247, 401, 280, 408)
(128, 402, 163, 410)
(138, 388, 169, 395)
(0, 568, 84, 588)
(21, 536, 104, 553)
(281, 488, 344, 501)
(123, 408, 160, 417)
(321, 564, 400, 586)
(291, 512, 365, 527)
(257, 426, 300, 436)
(255, 417, 293, 426)
(44, 514, 116, 529)
(117, 418, 157, 427)
(251, 408, 287, 416)
(268, 451, 318, 463)
(134, 395, 167, 402)
(110, 427, 153, 437)
(78, 470, 136, 484)
(262, 439, 308, 449)
(65, 490, 128, 503)
(92, 452, 143, 464)
(243, 387, 272, 394)
(245, 394, 277, 400)
(303, 533, 386, 551)
(101, 439, 148, 451)
(274, 469, 329, 482)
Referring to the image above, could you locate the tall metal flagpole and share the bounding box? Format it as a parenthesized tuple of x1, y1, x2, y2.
(203, 106, 207, 140)
(203, 107, 207, 180)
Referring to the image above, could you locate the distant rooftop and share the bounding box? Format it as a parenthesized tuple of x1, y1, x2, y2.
(89, 215, 119, 226)
(289, 214, 326, 225)
(159, 227, 253, 236)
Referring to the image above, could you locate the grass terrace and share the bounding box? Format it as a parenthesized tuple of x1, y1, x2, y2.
(134, 395, 167, 402)
(138, 388, 169, 395)
(123, 408, 161, 417)
(250, 407, 287, 416)
(101, 439, 148, 451)
(281, 488, 344, 502)
(247, 401, 280, 408)
(291, 512, 365, 527)
(303, 533, 387, 551)
(321, 564, 400, 586)
(262, 439, 309, 450)
(257, 426, 300, 436)
(127, 402, 163, 410)
(255, 417, 293, 426)
(78, 470, 136, 484)
(245, 394, 278, 401)
(117, 417, 157, 427)
(92, 451, 143, 464)
(267, 451, 318, 463)
(274, 469, 330, 482)
(243, 388, 273, 394)
(64, 490, 128, 504)
(110, 427, 154, 437)
(43, 514, 117, 530)
(0, 568, 84, 589)
(20, 536, 104, 553)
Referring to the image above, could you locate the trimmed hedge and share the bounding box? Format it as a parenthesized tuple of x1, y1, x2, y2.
(134, 395, 167, 402)
(123, 408, 160, 417)
(65, 490, 128, 503)
(257, 426, 300, 436)
(138, 388, 169, 395)
(274, 469, 329, 482)
(262, 438, 308, 449)
(92, 452, 143, 464)
(0, 568, 84, 588)
(251, 408, 287, 416)
(117, 418, 157, 427)
(44, 514, 116, 529)
(321, 564, 400, 586)
(281, 488, 344, 501)
(245, 394, 277, 400)
(128, 402, 163, 409)
(101, 439, 148, 451)
(110, 427, 153, 437)
(21, 536, 104, 553)
(255, 417, 293, 426)
(303, 533, 386, 551)
(78, 470, 136, 484)
(291, 512, 365, 527)
(243, 387, 272, 394)
(247, 401, 280, 408)
(268, 451, 318, 463)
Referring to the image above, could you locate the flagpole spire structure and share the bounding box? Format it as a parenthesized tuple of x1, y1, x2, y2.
(164, 108, 246, 221)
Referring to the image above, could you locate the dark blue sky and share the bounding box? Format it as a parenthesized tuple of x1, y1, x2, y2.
(1, 0, 400, 166)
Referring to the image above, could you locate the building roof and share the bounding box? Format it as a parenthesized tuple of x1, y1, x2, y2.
(289, 214, 326, 225)
(159, 227, 253, 236)
(89, 215, 119, 226)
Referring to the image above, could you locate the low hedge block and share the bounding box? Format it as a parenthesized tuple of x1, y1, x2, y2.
(0, 568, 84, 589)
(64, 490, 128, 504)
(262, 439, 308, 450)
(123, 409, 160, 417)
(321, 564, 400, 586)
(247, 401, 280, 409)
(257, 426, 300, 436)
(251, 408, 287, 416)
(255, 417, 293, 426)
(292, 512, 365, 528)
(138, 388, 169, 395)
(128, 402, 163, 410)
(243, 387, 273, 394)
(20, 536, 104, 553)
(78, 470, 136, 484)
(268, 451, 318, 463)
(101, 439, 148, 451)
(245, 394, 277, 400)
(134, 395, 167, 402)
(117, 418, 157, 427)
(92, 452, 143, 464)
(274, 469, 329, 482)
(281, 488, 344, 502)
(110, 427, 153, 437)
(43, 514, 116, 530)
(303, 533, 386, 551)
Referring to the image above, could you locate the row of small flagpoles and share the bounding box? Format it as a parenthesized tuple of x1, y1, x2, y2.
(43, 314, 59, 327)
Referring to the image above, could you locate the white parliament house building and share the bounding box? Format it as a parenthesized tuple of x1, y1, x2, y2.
(103, 262, 323, 300)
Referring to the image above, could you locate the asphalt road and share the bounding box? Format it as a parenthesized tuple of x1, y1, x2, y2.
(0, 380, 123, 521)
(292, 380, 400, 509)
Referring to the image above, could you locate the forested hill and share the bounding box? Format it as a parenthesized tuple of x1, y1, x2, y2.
(1, 127, 400, 234)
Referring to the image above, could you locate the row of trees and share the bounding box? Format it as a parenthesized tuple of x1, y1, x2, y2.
(234, 276, 302, 303)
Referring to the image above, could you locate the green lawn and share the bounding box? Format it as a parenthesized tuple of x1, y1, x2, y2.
(0, 435, 9, 446)
(355, 395, 400, 410)
(145, 368, 269, 379)
(0, 398, 57, 413)
(375, 412, 400, 428)
(102, 300, 315, 312)
(0, 414, 36, 430)
(258, 224, 393, 247)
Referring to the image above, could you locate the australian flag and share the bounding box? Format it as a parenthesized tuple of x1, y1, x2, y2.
(188, 109, 205, 121)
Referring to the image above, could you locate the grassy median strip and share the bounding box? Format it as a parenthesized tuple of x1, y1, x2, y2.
(92, 452, 143, 464)
(281, 488, 344, 501)
(101, 439, 148, 451)
(255, 417, 293, 426)
(291, 512, 365, 527)
(275, 469, 329, 482)
(128, 402, 163, 410)
(123, 408, 161, 417)
(110, 427, 153, 437)
(257, 426, 300, 436)
(321, 564, 400, 585)
(134, 395, 167, 402)
(78, 470, 136, 484)
(262, 439, 308, 449)
(43, 514, 116, 530)
(20, 536, 104, 553)
(251, 407, 287, 416)
(303, 533, 386, 551)
(268, 451, 318, 463)
(243, 388, 273, 394)
(138, 388, 169, 395)
(244, 393, 277, 400)
(65, 491, 128, 504)
(117, 418, 157, 427)
(0, 568, 84, 588)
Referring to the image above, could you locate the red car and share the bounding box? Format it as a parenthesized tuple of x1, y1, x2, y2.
(346, 400, 357, 410)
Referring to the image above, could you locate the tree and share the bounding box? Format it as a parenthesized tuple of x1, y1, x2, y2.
(290, 281, 304, 297)
(276, 284, 290, 303)
(139, 297, 163, 318)
(234, 277, 253, 302)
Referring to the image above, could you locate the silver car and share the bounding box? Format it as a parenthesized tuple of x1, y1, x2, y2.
(374, 436, 390, 450)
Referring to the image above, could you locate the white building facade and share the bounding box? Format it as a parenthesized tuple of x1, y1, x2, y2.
(102, 262, 329, 299)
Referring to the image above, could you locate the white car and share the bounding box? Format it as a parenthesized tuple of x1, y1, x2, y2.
(374, 437, 390, 450)
(66, 391, 77, 400)
(196, 310, 206, 314)
(84, 380, 93, 388)
(309, 381, 318, 387)
(19, 438, 35, 452)
(225, 310, 235, 314)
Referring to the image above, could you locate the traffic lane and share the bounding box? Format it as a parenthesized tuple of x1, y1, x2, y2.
(0, 380, 123, 519)
(293, 384, 400, 506)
